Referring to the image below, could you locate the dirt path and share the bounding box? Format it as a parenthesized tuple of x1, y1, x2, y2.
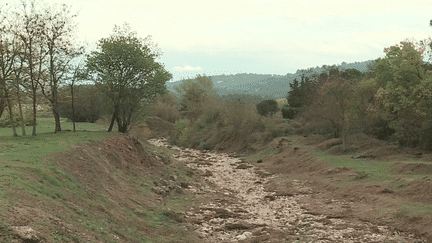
(148, 138, 425, 243)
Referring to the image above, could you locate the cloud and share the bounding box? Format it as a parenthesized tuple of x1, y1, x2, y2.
(173, 65, 203, 72)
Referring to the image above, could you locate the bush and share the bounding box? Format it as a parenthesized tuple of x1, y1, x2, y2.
(419, 121, 432, 151)
(281, 106, 304, 119)
(364, 118, 395, 141)
(57, 85, 104, 123)
(256, 100, 279, 116)
(149, 93, 180, 123)
(261, 115, 285, 138)
(173, 118, 191, 147)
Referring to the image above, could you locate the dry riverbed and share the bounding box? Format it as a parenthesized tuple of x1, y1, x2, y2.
(148, 138, 426, 243)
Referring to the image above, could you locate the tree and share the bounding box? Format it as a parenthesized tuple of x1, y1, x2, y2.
(286, 78, 302, 108)
(86, 23, 172, 133)
(341, 68, 365, 82)
(373, 40, 429, 147)
(0, 6, 23, 136)
(38, 3, 82, 133)
(174, 74, 216, 121)
(13, 0, 47, 136)
(256, 99, 279, 116)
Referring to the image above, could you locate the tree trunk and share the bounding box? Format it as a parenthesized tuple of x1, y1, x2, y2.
(32, 90, 37, 136)
(5, 91, 17, 137)
(71, 84, 76, 132)
(53, 105, 61, 133)
(0, 96, 5, 119)
(108, 108, 117, 132)
(16, 84, 26, 136)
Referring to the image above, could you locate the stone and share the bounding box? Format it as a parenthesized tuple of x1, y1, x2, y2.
(12, 226, 40, 242)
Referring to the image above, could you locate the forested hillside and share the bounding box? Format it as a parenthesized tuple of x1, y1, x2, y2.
(166, 60, 374, 99)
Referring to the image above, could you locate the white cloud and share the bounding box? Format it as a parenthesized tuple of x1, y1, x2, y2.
(173, 65, 203, 72)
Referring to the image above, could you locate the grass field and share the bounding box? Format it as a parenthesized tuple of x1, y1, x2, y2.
(0, 117, 117, 163)
(0, 117, 118, 200)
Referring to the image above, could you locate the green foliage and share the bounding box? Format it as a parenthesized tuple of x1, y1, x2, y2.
(255, 99, 279, 116)
(341, 68, 365, 82)
(373, 40, 432, 147)
(173, 119, 191, 147)
(281, 106, 303, 119)
(216, 93, 264, 105)
(286, 74, 316, 108)
(86, 23, 171, 133)
(174, 74, 216, 121)
(286, 79, 303, 108)
(57, 85, 104, 123)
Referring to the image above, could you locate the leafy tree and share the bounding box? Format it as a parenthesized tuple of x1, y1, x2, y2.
(86, 23, 172, 133)
(286, 78, 302, 108)
(373, 40, 430, 147)
(174, 74, 216, 121)
(341, 68, 365, 82)
(256, 99, 279, 116)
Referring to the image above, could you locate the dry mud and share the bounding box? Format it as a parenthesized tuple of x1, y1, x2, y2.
(148, 138, 426, 243)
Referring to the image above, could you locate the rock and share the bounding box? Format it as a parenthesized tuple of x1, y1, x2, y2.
(169, 175, 177, 181)
(12, 226, 40, 242)
(203, 170, 213, 176)
(257, 159, 263, 163)
(237, 234, 247, 240)
(180, 182, 190, 188)
(225, 223, 253, 230)
(236, 164, 253, 169)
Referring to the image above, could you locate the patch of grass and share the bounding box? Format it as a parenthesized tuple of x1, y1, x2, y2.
(163, 194, 197, 212)
(144, 210, 172, 229)
(247, 146, 277, 163)
(0, 118, 117, 199)
(399, 202, 432, 218)
(312, 151, 392, 181)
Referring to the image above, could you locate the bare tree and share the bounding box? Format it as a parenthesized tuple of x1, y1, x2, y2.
(13, 0, 47, 136)
(38, 3, 82, 133)
(0, 4, 23, 136)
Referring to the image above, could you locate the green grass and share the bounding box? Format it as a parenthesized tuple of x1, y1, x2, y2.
(0, 117, 117, 200)
(0, 116, 204, 243)
(312, 151, 394, 184)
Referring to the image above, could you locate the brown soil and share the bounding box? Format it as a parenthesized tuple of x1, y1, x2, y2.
(246, 133, 432, 242)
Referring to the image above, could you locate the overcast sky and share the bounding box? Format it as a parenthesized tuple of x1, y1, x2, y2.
(5, 0, 432, 81)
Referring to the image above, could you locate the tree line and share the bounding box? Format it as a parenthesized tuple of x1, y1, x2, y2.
(0, 0, 171, 136)
(281, 38, 432, 151)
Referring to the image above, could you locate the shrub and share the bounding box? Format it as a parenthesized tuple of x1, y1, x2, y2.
(364, 118, 396, 140)
(173, 118, 191, 147)
(256, 99, 279, 116)
(150, 93, 180, 123)
(57, 85, 104, 123)
(261, 115, 284, 138)
(281, 106, 304, 119)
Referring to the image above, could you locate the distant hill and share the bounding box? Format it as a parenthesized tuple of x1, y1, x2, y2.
(166, 60, 375, 100)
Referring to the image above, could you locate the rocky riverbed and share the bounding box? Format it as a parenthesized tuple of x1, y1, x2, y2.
(148, 137, 426, 243)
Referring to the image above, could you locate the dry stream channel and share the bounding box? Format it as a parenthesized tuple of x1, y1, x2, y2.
(148, 138, 425, 243)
